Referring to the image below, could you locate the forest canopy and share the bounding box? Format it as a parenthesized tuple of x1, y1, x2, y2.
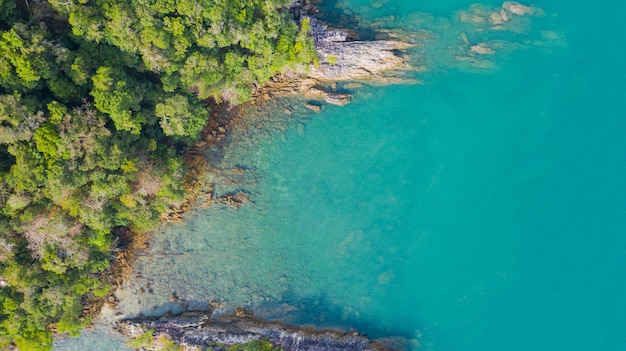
(0, 0, 314, 349)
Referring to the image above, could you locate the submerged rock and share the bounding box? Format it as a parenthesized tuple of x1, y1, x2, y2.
(116, 311, 404, 351)
(470, 43, 495, 55)
(305, 103, 322, 112)
(304, 87, 352, 106)
(502, 1, 535, 16)
(323, 92, 352, 106)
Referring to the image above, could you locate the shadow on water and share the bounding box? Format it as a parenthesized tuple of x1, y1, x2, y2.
(131, 293, 420, 340)
(130, 295, 421, 350)
(255, 292, 422, 344)
(312, 0, 378, 40)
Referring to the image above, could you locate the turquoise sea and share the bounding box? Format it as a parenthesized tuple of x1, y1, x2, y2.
(56, 1, 626, 350)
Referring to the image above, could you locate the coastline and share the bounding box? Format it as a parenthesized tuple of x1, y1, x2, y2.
(116, 310, 407, 351)
(80, 1, 420, 349)
(82, 1, 554, 349)
(0, 0, 571, 349)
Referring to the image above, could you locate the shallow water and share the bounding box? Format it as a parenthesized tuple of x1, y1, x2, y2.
(56, 1, 626, 350)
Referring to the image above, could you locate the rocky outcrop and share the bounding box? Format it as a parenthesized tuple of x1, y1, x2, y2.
(116, 311, 402, 351)
(306, 18, 416, 83)
(309, 39, 414, 81)
(247, 16, 418, 107)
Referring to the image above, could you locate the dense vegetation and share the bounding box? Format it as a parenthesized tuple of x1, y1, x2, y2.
(0, 0, 314, 349)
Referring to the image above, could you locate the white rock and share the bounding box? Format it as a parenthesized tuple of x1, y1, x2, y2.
(308, 40, 414, 81)
(502, 2, 534, 16)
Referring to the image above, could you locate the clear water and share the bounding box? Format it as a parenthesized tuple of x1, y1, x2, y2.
(56, 1, 626, 350)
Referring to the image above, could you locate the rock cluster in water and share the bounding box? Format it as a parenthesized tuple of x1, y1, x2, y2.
(116, 311, 402, 351)
(453, 1, 548, 67)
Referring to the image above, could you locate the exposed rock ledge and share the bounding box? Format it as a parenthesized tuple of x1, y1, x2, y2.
(310, 39, 414, 81)
(307, 18, 416, 82)
(116, 311, 404, 351)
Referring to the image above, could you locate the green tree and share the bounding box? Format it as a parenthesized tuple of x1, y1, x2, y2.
(0, 0, 314, 348)
(90, 66, 146, 134)
(156, 94, 208, 138)
(0, 94, 44, 144)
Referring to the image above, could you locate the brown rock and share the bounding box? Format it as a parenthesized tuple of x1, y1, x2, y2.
(234, 307, 245, 317)
(323, 92, 352, 106)
(107, 294, 117, 304)
(304, 87, 325, 99)
(169, 293, 179, 303)
(305, 103, 321, 112)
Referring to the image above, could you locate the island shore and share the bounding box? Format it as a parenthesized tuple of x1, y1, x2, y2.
(116, 310, 407, 351)
(78, 2, 420, 350)
(89, 1, 553, 350)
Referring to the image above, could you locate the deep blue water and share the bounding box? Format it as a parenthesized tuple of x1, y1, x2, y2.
(55, 1, 626, 350)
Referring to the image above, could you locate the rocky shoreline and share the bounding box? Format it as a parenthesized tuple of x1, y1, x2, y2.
(116, 310, 405, 351)
(247, 17, 419, 109)
(96, 0, 555, 347)
(154, 0, 555, 224)
(306, 17, 416, 83)
(94, 3, 421, 349)
(159, 0, 420, 224)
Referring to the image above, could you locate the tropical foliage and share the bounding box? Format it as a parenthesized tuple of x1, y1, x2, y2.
(0, 0, 314, 349)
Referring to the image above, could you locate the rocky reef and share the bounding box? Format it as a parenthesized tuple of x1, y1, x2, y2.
(116, 311, 403, 351)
